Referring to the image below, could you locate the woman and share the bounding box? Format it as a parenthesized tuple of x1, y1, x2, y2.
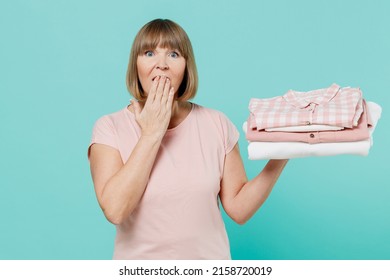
(88, 18, 288, 259)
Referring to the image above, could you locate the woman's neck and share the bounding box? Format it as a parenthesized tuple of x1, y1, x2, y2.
(168, 101, 192, 129)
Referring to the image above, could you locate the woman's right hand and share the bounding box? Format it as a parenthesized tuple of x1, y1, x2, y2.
(132, 76, 175, 140)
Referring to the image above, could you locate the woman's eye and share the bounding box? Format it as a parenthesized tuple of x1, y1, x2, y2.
(169, 51, 179, 58)
(145, 51, 154, 57)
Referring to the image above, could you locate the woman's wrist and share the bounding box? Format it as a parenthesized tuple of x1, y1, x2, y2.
(139, 132, 164, 146)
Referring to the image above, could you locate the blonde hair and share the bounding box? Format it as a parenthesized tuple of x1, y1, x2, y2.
(126, 19, 198, 101)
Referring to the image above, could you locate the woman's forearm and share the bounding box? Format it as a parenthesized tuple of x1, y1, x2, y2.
(230, 159, 288, 224)
(100, 135, 163, 225)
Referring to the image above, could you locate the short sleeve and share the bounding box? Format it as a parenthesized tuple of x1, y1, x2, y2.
(219, 112, 240, 154)
(87, 115, 118, 158)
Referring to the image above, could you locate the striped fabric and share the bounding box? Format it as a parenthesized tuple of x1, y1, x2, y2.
(249, 84, 363, 130)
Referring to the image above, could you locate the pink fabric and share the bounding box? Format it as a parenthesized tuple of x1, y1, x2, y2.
(249, 84, 363, 130)
(88, 103, 239, 260)
(246, 101, 371, 144)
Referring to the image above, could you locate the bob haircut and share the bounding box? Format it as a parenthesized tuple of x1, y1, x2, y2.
(126, 19, 198, 101)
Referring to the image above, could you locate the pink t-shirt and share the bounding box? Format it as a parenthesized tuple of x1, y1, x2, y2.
(88, 103, 239, 259)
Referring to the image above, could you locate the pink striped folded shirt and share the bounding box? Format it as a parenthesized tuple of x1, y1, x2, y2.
(249, 84, 363, 130)
(246, 100, 371, 144)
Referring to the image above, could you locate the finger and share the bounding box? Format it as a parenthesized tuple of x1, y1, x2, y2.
(145, 76, 160, 105)
(155, 76, 167, 102)
(160, 78, 171, 104)
(166, 87, 175, 109)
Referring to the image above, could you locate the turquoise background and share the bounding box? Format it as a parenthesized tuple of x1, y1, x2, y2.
(1, 0, 389, 259)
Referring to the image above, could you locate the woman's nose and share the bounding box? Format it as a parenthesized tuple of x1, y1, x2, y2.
(156, 55, 169, 70)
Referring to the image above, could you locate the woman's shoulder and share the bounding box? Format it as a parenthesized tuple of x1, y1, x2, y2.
(92, 106, 133, 129)
(97, 105, 131, 121)
(192, 103, 232, 123)
(191, 103, 239, 151)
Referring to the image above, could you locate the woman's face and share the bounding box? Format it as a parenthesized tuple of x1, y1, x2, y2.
(137, 46, 186, 97)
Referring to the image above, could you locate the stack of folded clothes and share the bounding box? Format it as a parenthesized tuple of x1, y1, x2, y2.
(244, 84, 382, 160)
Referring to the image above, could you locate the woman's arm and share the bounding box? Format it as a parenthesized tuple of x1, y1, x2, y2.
(219, 143, 288, 224)
(89, 76, 174, 225)
(90, 135, 163, 225)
